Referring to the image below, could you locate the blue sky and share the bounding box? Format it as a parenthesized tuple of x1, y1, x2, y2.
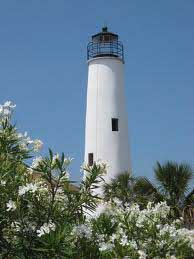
(0, 0, 194, 183)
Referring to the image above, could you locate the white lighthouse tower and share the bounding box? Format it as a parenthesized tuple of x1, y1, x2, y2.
(84, 27, 130, 186)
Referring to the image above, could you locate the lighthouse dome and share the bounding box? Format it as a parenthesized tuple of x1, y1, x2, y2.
(87, 27, 124, 62)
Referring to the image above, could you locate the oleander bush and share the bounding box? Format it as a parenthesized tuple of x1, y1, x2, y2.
(0, 101, 194, 259)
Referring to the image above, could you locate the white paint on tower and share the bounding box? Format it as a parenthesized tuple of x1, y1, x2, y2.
(84, 27, 130, 191)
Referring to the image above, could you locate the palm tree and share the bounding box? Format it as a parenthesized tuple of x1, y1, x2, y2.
(103, 171, 135, 206)
(134, 161, 194, 219)
(103, 162, 194, 224)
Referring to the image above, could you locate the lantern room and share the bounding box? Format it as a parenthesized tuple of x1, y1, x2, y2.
(87, 27, 124, 62)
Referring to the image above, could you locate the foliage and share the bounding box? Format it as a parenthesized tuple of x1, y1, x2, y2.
(0, 101, 104, 258)
(0, 101, 194, 258)
(76, 201, 194, 258)
(103, 171, 136, 206)
(134, 162, 194, 223)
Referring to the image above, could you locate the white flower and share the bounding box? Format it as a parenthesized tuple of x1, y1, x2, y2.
(33, 139, 43, 152)
(3, 109, 11, 116)
(170, 256, 176, 259)
(17, 131, 33, 150)
(128, 240, 138, 249)
(138, 250, 147, 259)
(29, 183, 38, 193)
(176, 228, 194, 250)
(37, 221, 56, 237)
(0, 180, 6, 186)
(52, 155, 73, 167)
(38, 185, 48, 194)
(173, 218, 182, 225)
(152, 201, 170, 218)
(3, 101, 16, 108)
(26, 137, 33, 145)
(17, 132, 23, 139)
(31, 156, 43, 169)
(0, 101, 16, 120)
(72, 224, 92, 239)
(55, 188, 68, 202)
(113, 198, 123, 207)
(11, 221, 20, 231)
(159, 224, 176, 237)
(120, 234, 128, 246)
(95, 159, 109, 169)
(17, 132, 43, 152)
(64, 157, 73, 166)
(80, 160, 107, 180)
(99, 242, 114, 252)
(6, 200, 16, 211)
(26, 168, 33, 175)
(18, 186, 28, 196)
(18, 183, 39, 196)
(146, 201, 153, 210)
(51, 153, 60, 166)
(53, 153, 60, 161)
(110, 233, 117, 242)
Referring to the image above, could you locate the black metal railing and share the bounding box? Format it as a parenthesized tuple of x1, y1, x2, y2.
(87, 41, 124, 62)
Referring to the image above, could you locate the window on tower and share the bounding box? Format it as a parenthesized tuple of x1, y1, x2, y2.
(112, 118, 119, 131)
(88, 153, 94, 166)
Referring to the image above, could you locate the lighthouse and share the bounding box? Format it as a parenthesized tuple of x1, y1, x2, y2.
(84, 27, 130, 186)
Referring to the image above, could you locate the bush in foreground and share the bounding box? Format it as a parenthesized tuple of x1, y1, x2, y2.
(0, 101, 194, 258)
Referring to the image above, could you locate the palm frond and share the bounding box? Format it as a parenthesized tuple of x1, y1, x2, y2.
(133, 177, 163, 203)
(103, 171, 134, 203)
(133, 177, 157, 195)
(154, 161, 193, 205)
